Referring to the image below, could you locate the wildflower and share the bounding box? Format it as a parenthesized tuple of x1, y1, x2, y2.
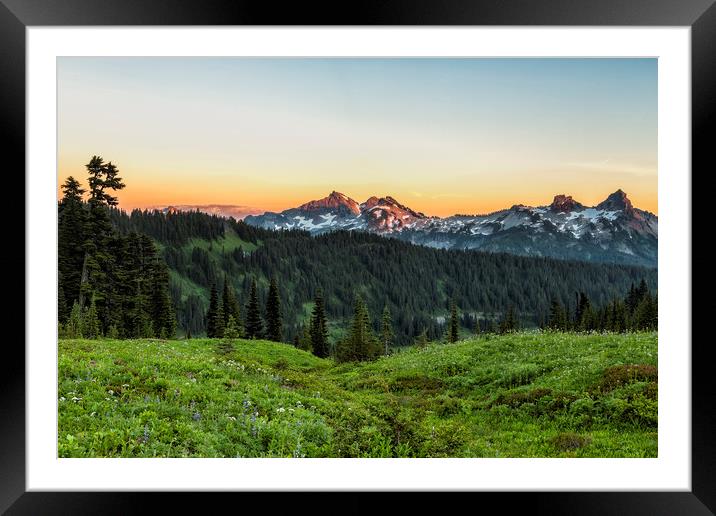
(108, 390, 114, 395)
(140, 425, 150, 444)
(276, 407, 286, 413)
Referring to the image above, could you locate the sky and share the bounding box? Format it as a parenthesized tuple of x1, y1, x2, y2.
(57, 57, 658, 216)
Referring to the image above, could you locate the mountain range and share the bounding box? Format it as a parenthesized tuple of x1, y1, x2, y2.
(243, 190, 658, 267)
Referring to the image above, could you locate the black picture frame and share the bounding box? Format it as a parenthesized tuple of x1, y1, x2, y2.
(3, 0, 711, 513)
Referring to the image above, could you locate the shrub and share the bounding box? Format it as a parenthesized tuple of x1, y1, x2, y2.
(594, 364, 657, 393)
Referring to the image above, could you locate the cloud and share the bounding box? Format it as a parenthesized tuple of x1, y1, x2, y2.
(565, 160, 656, 178)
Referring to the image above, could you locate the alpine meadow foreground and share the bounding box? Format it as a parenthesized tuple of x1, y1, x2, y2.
(58, 332, 657, 458)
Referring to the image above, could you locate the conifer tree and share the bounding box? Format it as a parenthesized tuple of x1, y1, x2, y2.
(298, 325, 313, 352)
(415, 329, 429, 348)
(447, 300, 460, 343)
(80, 157, 125, 313)
(633, 294, 657, 331)
(337, 295, 379, 362)
(66, 301, 84, 339)
(206, 283, 221, 338)
(223, 314, 241, 340)
(244, 279, 263, 339)
(58, 176, 86, 308)
(149, 251, 176, 338)
(548, 298, 567, 331)
(380, 305, 394, 355)
(106, 325, 119, 339)
(309, 290, 329, 357)
(575, 292, 593, 331)
(221, 275, 243, 336)
(82, 296, 102, 339)
(265, 277, 283, 342)
(499, 305, 518, 333)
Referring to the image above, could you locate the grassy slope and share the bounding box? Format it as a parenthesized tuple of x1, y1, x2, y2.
(58, 332, 657, 458)
(166, 226, 260, 305)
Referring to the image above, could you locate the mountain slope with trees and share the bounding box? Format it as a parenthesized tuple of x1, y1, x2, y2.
(108, 207, 657, 346)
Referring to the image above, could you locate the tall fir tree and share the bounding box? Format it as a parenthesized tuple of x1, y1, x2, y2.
(66, 301, 84, 339)
(380, 305, 394, 355)
(206, 283, 221, 338)
(548, 298, 568, 331)
(447, 300, 460, 343)
(244, 279, 263, 339)
(309, 290, 329, 357)
(58, 176, 87, 308)
(499, 305, 518, 333)
(221, 275, 243, 337)
(80, 157, 125, 315)
(82, 296, 102, 339)
(148, 251, 176, 338)
(298, 324, 313, 352)
(265, 277, 283, 342)
(337, 295, 379, 362)
(575, 292, 593, 331)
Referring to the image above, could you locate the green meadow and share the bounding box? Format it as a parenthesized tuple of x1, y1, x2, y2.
(58, 332, 657, 458)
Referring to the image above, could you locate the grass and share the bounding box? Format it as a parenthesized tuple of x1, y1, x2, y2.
(58, 332, 657, 458)
(186, 226, 258, 254)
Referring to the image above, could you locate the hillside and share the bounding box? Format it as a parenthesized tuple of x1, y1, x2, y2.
(59, 332, 657, 458)
(109, 209, 657, 342)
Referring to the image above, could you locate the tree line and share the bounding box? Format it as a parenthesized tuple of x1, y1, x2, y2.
(545, 279, 657, 332)
(58, 157, 175, 339)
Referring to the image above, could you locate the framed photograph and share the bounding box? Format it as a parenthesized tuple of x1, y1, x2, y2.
(5, 0, 712, 513)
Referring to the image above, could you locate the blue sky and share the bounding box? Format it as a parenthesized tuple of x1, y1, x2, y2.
(58, 57, 657, 215)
